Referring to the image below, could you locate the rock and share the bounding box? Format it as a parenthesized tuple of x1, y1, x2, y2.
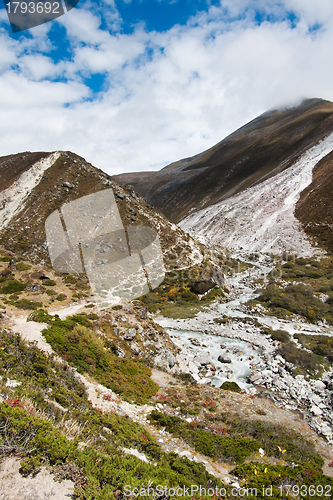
(218, 355, 231, 363)
(115, 191, 126, 200)
(9, 260, 17, 270)
(321, 424, 332, 436)
(166, 351, 177, 368)
(310, 405, 322, 416)
(191, 281, 216, 294)
(310, 394, 322, 406)
(122, 328, 136, 341)
(0, 269, 12, 278)
(196, 356, 211, 366)
(130, 342, 141, 355)
(115, 346, 125, 358)
(249, 372, 262, 383)
(6, 379, 21, 388)
(312, 380, 326, 392)
(259, 448, 265, 457)
(26, 284, 42, 292)
(62, 182, 74, 189)
(135, 307, 147, 319)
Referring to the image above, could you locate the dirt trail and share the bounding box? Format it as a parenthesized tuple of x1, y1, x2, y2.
(6, 305, 333, 482)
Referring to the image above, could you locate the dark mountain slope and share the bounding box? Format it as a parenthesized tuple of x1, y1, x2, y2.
(296, 150, 333, 253)
(114, 98, 333, 222)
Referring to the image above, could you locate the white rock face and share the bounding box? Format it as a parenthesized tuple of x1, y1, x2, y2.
(0, 152, 60, 230)
(180, 132, 333, 256)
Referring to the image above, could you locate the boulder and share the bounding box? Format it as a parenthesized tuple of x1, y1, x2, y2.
(62, 182, 75, 189)
(123, 328, 136, 341)
(115, 191, 126, 200)
(196, 356, 211, 366)
(0, 269, 12, 278)
(190, 281, 216, 294)
(130, 342, 141, 355)
(218, 355, 231, 364)
(26, 284, 42, 292)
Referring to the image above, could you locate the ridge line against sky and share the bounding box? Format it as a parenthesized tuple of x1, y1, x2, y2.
(0, 0, 333, 175)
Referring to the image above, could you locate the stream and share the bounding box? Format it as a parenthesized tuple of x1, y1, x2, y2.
(157, 257, 333, 389)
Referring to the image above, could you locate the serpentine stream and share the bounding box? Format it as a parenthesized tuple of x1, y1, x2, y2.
(155, 255, 333, 442)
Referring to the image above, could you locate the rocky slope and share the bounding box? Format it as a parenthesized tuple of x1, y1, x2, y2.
(0, 150, 203, 270)
(114, 98, 333, 223)
(179, 132, 333, 256)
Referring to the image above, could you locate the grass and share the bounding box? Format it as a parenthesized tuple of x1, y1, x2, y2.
(139, 266, 224, 318)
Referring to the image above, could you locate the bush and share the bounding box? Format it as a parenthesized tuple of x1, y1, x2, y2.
(221, 381, 241, 393)
(149, 411, 259, 464)
(270, 329, 290, 343)
(277, 343, 326, 377)
(38, 310, 158, 404)
(14, 299, 43, 310)
(43, 280, 56, 287)
(0, 280, 27, 294)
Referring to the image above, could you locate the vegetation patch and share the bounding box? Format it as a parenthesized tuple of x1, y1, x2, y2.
(35, 310, 158, 404)
(220, 381, 242, 393)
(209, 413, 324, 471)
(0, 405, 223, 499)
(276, 343, 327, 378)
(140, 267, 224, 318)
(149, 411, 259, 464)
(0, 280, 27, 294)
(253, 283, 330, 322)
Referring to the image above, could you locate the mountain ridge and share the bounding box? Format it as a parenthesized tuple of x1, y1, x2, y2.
(113, 98, 333, 223)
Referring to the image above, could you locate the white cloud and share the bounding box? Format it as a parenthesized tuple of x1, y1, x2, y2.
(0, 0, 333, 175)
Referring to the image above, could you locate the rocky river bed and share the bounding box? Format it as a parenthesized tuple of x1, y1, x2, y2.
(155, 258, 333, 444)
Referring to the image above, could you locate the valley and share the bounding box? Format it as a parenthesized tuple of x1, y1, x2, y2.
(1, 98, 333, 498)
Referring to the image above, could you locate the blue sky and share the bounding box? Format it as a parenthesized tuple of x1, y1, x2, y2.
(0, 0, 333, 174)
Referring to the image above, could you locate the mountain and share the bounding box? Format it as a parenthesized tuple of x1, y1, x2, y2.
(113, 98, 333, 225)
(180, 130, 333, 256)
(0, 151, 203, 269)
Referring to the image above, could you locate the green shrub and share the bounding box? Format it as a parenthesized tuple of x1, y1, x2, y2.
(0, 280, 27, 294)
(0, 405, 223, 499)
(149, 411, 258, 464)
(277, 343, 326, 377)
(43, 280, 56, 286)
(38, 310, 158, 404)
(221, 381, 242, 393)
(270, 329, 290, 343)
(13, 299, 43, 310)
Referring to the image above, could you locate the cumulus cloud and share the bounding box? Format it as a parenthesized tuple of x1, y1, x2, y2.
(0, 0, 333, 174)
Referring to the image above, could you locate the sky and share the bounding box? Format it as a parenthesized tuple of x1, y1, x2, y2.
(0, 0, 333, 175)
